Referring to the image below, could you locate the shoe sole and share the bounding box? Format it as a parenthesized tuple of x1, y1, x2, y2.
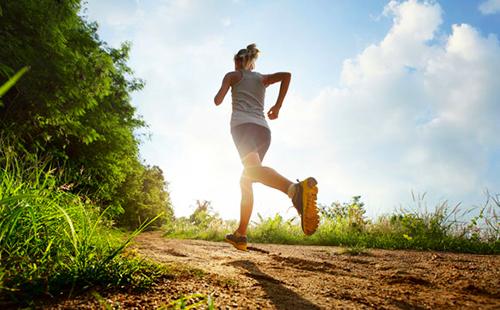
(224, 237, 248, 251)
(301, 177, 319, 236)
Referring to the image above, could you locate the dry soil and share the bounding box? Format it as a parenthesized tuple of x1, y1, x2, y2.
(44, 231, 499, 309)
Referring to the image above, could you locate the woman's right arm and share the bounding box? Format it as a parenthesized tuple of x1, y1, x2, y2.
(262, 72, 291, 120)
(262, 72, 291, 88)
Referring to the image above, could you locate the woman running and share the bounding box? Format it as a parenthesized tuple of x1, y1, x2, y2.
(214, 43, 319, 251)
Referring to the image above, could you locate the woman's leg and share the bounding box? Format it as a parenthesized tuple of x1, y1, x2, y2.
(236, 174, 253, 236)
(235, 152, 295, 236)
(242, 152, 293, 194)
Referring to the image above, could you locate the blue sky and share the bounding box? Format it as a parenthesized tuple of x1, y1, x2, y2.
(83, 0, 500, 219)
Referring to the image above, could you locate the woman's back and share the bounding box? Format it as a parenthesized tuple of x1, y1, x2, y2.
(231, 69, 268, 130)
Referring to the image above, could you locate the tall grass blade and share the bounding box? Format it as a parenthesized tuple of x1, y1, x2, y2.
(0, 66, 29, 99)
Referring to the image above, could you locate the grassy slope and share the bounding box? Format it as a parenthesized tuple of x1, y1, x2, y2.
(0, 154, 168, 306)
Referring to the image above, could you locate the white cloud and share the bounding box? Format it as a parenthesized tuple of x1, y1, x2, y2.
(279, 0, 500, 215)
(479, 0, 500, 15)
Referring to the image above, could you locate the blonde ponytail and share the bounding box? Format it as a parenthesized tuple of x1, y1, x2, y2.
(234, 43, 260, 70)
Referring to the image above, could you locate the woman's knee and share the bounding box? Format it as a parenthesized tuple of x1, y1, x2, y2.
(243, 166, 262, 179)
(242, 152, 263, 180)
(242, 152, 261, 167)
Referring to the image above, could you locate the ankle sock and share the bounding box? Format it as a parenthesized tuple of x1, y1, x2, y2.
(234, 231, 246, 237)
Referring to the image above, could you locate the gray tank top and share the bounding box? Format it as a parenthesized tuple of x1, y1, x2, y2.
(230, 69, 269, 130)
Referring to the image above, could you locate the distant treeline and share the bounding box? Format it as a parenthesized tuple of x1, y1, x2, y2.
(0, 0, 172, 228)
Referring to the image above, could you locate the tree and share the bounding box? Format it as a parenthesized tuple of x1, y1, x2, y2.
(0, 0, 171, 225)
(116, 164, 174, 229)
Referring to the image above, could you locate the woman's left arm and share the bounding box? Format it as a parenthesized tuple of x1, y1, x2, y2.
(214, 72, 233, 106)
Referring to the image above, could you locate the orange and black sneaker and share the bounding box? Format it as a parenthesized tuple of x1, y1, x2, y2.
(224, 233, 248, 251)
(292, 177, 319, 236)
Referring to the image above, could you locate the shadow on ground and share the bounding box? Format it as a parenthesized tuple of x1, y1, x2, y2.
(229, 260, 321, 310)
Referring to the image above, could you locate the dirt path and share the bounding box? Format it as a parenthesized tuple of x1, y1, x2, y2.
(48, 231, 499, 309)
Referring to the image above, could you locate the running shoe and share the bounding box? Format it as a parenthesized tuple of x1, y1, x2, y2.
(292, 177, 319, 236)
(224, 233, 248, 251)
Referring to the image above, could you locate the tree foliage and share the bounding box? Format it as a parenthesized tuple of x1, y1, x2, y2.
(0, 0, 173, 226)
(116, 164, 174, 229)
(320, 196, 368, 231)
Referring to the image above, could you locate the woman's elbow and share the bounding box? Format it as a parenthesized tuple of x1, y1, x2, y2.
(214, 96, 222, 106)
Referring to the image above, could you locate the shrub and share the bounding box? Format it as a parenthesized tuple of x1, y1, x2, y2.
(0, 152, 166, 304)
(163, 200, 236, 241)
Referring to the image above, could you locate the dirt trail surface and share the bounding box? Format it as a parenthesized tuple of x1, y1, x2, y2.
(47, 231, 499, 309)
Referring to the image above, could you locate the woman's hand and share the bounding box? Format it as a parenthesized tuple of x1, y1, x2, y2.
(267, 104, 281, 120)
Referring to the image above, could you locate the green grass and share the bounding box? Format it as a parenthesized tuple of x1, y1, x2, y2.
(0, 150, 168, 306)
(160, 293, 215, 310)
(337, 244, 370, 256)
(163, 196, 500, 254)
(162, 209, 236, 242)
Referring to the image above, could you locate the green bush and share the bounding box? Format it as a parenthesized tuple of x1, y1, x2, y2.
(163, 200, 235, 241)
(249, 214, 303, 244)
(320, 195, 368, 232)
(0, 0, 173, 222)
(0, 152, 166, 304)
(0, 2, 173, 305)
(115, 164, 174, 230)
